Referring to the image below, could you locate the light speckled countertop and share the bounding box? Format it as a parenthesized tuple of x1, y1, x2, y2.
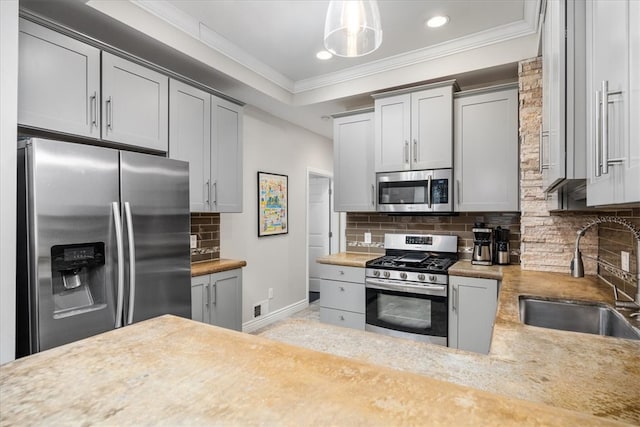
(191, 258, 246, 277)
(0, 316, 626, 426)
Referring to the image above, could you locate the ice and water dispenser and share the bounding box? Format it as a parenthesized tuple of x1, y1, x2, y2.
(50, 242, 107, 316)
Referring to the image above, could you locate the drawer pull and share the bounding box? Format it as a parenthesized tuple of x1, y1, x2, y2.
(339, 315, 345, 321)
(339, 270, 344, 275)
(339, 286, 345, 291)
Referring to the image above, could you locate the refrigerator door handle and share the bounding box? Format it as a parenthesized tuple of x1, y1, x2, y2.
(124, 202, 136, 325)
(112, 202, 125, 328)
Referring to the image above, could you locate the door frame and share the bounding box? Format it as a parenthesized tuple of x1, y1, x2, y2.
(305, 168, 343, 301)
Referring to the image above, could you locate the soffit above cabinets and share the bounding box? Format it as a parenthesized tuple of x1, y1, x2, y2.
(19, 0, 540, 138)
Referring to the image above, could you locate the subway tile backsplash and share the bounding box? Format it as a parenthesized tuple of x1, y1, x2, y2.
(190, 212, 220, 263)
(346, 212, 521, 264)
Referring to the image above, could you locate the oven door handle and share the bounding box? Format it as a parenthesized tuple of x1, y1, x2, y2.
(365, 278, 446, 297)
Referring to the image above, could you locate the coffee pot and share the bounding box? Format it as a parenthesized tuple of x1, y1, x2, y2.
(471, 223, 493, 265)
(494, 226, 510, 265)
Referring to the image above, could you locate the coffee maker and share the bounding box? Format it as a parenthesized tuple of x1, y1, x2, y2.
(494, 227, 510, 265)
(471, 223, 493, 265)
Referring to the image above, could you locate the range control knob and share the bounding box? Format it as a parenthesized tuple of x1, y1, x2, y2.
(373, 270, 380, 277)
(417, 274, 425, 281)
(429, 275, 437, 282)
(383, 271, 390, 278)
(400, 272, 407, 279)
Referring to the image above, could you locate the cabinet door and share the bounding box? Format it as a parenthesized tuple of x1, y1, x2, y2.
(191, 276, 209, 323)
(102, 52, 169, 152)
(541, 0, 567, 191)
(375, 94, 411, 172)
(18, 19, 100, 138)
(211, 96, 243, 212)
(454, 87, 519, 211)
(586, 0, 635, 205)
(210, 269, 242, 331)
(629, 1, 640, 204)
(333, 112, 376, 211)
(169, 80, 211, 212)
(449, 276, 498, 354)
(319, 280, 365, 313)
(411, 86, 453, 169)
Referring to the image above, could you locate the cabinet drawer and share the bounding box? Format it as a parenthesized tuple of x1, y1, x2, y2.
(317, 264, 364, 283)
(320, 307, 365, 330)
(319, 280, 364, 313)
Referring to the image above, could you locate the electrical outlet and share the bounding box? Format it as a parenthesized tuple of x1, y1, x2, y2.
(268, 288, 274, 299)
(364, 232, 372, 244)
(621, 251, 630, 272)
(190, 235, 197, 249)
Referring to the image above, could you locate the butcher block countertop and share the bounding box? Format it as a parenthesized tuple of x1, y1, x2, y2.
(316, 252, 381, 268)
(0, 315, 625, 426)
(191, 258, 246, 277)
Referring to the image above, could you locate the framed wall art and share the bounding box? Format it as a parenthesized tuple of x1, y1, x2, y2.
(257, 171, 288, 237)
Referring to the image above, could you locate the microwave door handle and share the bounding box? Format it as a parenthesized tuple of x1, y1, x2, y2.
(124, 202, 136, 325)
(427, 175, 432, 209)
(112, 202, 124, 328)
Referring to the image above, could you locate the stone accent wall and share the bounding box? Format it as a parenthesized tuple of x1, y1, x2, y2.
(190, 212, 220, 262)
(345, 212, 521, 264)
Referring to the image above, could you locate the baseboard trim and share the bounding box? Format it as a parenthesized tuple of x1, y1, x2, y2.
(242, 299, 308, 333)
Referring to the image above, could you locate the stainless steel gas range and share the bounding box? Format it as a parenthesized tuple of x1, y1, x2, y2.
(365, 234, 458, 346)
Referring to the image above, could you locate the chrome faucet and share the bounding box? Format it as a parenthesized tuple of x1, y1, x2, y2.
(570, 216, 640, 314)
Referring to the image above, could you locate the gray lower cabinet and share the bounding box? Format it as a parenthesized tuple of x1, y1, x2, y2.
(102, 52, 169, 152)
(169, 80, 211, 212)
(448, 275, 498, 354)
(453, 84, 519, 212)
(318, 264, 365, 330)
(18, 18, 101, 139)
(332, 109, 376, 212)
(191, 269, 243, 331)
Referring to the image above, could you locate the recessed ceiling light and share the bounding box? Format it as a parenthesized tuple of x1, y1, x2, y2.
(316, 50, 333, 60)
(426, 15, 449, 28)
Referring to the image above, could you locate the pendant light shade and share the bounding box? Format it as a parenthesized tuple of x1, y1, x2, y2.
(324, 0, 383, 58)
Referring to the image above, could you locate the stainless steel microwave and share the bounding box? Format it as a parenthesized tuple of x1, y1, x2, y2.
(377, 169, 453, 213)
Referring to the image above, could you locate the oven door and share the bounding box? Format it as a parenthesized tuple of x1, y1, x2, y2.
(377, 169, 452, 213)
(365, 278, 448, 346)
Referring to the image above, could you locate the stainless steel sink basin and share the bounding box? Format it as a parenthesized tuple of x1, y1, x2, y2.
(519, 296, 640, 340)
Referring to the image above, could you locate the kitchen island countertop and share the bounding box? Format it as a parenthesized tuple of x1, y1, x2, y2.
(0, 315, 625, 426)
(191, 258, 247, 277)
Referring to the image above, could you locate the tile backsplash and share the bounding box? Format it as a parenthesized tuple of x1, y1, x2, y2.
(190, 212, 220, 263)
(345, 212, 521, 264)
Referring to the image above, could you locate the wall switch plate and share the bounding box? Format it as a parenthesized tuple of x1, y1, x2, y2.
(190, 235, 197, 249)
(621, 251, 630, 272)
(364, 232, 372, 244)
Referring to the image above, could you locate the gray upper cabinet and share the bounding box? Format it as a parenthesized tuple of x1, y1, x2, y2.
(102, 52, 169, 152)
(210, 96, 243, 213)
(585, 0, 640, 206)
(191, 269, 243, 332)
(169, 79, 212, 212)
(332, 109, 376, 212)
(454, 85, 519, 212)
(18, 18, 101, 138)
(541, 0, 586, 194)
(373, 81, 455, 172)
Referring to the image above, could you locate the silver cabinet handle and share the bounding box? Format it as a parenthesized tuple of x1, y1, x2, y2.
(112, 202, 124, 328)
(211, 282, 217, 305)
(539, 128, 549, 173)
(124, 202, 136, 325)
(404, 140, 409, 163)
(371, 184, 375, 206)
(339, 315, 345, 321)
(106, 96, 113, 130)
(206, 283, 210, 308)
(413, 139, 418, 163)
(205, 179, 210, 207)
(212, 181, 217, 206)
(427, 175, 432, 208)
(456, 180, 460, 206)
(601, 80, 609, 175)
(339, 270, 344, 275)
(90, 92, 97, 128)
(595, 90, 602, 177)
(452, 285, 458, 313)
(339, 286, 345, 291)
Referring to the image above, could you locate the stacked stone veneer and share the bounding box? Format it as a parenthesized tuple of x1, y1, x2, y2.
(190, 212, 220, 263)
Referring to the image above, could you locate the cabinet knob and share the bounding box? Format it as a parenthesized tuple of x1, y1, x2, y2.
(339, 286, 345, 291)
(339, 315, 345, 321)
(339, 270, 344, 275)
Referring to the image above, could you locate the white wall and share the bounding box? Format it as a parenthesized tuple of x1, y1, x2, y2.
(220, 106, 333, 328)
(0, 0, 19, 364)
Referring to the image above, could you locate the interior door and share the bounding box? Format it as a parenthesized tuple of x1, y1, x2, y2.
(308, 175, 331, 293)
(120, 151, 191, 324)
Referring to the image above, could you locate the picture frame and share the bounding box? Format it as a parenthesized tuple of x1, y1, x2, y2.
(257, 171, 288, 237)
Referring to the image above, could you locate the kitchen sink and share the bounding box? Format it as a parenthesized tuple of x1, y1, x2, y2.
(519, 296, 640, 340)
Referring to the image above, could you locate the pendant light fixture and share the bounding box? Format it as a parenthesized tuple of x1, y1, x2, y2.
(324, 0, 383, 58)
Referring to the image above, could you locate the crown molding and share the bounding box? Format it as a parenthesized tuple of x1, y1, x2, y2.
(130, 0, 541, 97)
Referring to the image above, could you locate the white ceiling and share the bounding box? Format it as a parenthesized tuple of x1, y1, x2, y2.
(20, 0, 543, 138)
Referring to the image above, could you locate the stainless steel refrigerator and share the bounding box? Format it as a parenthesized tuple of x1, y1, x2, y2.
(16, 138, 191, 357)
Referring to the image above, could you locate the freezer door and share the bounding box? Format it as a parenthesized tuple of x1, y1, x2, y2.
(120, 152, 191, 323)
(20, 139, 120, 354)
